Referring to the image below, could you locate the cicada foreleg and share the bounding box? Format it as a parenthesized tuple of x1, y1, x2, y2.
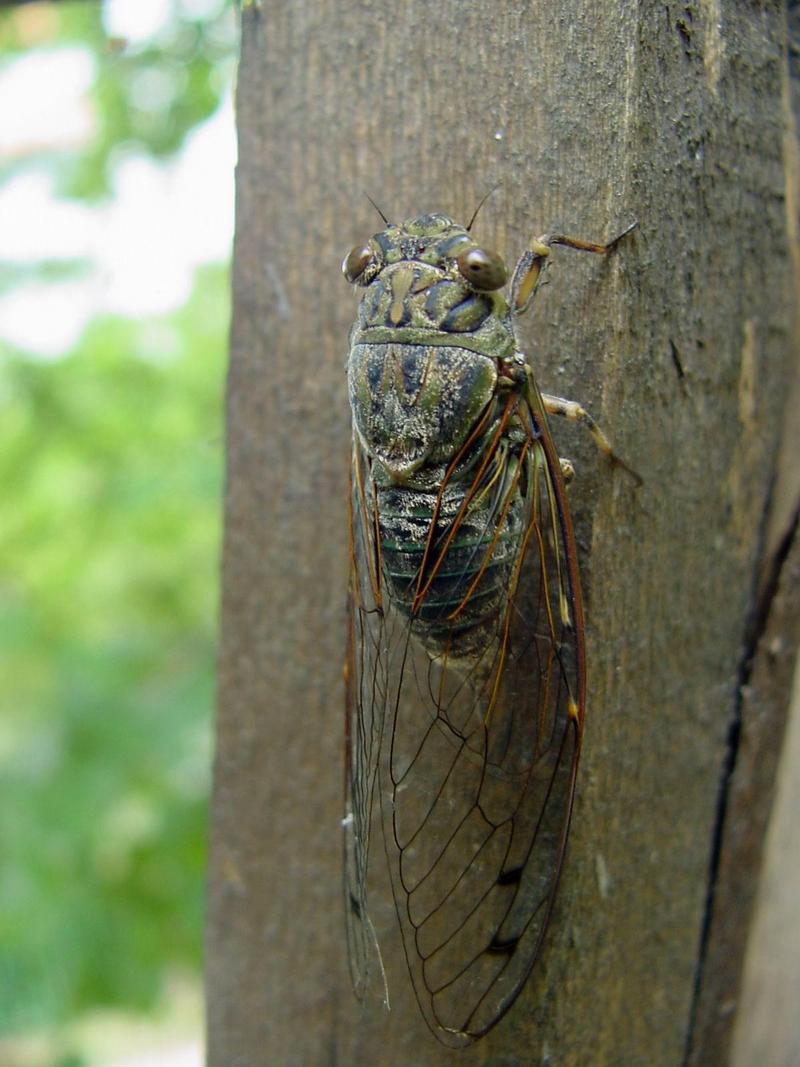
(511, 219, 640, 484)
(542, 393, 642, 487)
(510, 220, 637, 315)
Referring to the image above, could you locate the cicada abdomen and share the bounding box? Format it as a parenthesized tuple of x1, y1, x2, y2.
(342, 211, 632, 1045)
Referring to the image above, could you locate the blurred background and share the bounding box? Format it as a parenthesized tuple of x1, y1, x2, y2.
(0, 1, 237, 1063)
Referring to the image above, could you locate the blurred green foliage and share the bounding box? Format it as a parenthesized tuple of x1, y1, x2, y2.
(0, 266, 227, 1033)
(0, 0, 235, 1047)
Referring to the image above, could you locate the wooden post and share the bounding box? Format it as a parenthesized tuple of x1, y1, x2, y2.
(206, 3, 799, 1063)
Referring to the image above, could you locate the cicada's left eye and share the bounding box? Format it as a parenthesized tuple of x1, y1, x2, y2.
(456, 246, 507, 291)
(342, 244, 373, 283)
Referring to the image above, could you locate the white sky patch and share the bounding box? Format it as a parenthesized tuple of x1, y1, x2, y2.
(0, 48, 96, 159)
(0, 279, 97, 358)
(0, 93, 235, 356)
(99, 98, 236, 316)
(103, 0, 172, 45)
(0, 171, 95, 259)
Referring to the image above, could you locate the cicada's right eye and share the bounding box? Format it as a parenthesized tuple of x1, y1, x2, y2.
(342, 243, 373, 284)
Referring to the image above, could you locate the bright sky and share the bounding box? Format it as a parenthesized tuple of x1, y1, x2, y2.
(0, 0, 235, 357)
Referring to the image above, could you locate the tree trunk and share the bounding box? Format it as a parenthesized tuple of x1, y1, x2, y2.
(206, 2, 799, 1064)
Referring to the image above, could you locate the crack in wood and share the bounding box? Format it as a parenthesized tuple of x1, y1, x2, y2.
(682, 498, 800, 1065)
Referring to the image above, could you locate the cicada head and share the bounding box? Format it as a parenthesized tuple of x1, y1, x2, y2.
(343, 213, 513, 349)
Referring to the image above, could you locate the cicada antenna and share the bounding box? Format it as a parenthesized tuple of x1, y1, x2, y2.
(466, 183, 502, 231)
(364, 192, 392, 226)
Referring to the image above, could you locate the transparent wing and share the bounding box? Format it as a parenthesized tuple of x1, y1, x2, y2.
(343, 439, 388, 995)
(344, 380, 585, 1045)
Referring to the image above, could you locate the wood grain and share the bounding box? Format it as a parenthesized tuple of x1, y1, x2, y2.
(206, 3, 798, 1064)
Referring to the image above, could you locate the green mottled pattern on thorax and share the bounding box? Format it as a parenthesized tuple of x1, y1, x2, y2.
(349, 343, 498, 480)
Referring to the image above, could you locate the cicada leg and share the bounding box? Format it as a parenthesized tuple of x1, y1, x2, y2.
(559, 457, 576, 484)
(511, 220, 640, 483)
(542, 393, 642, 486)
(510, 221, 637, 314)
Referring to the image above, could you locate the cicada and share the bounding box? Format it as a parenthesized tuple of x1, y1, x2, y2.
(342, 209, 636, 1045)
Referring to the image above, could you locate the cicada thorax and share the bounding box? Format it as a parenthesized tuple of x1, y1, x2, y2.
(349, 336, 531, 662)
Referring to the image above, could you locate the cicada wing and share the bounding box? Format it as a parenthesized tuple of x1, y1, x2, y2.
(378, 381, 585, 1044)
(343, 439, 389, 996)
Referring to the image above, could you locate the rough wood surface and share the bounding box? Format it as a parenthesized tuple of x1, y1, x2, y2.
(700, 521, 800, 1067)
(206, 3, 798, 1064)
(731, 646, 800, 1067)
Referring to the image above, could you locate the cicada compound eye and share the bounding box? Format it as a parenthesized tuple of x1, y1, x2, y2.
(342, 243, 373, 284)
(456, 246, 507, 291)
